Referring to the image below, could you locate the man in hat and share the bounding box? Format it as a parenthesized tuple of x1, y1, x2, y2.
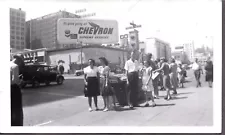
(192, 58, 203, 87)
(10, 54, 24, 126)
(154, 57, 172, 100)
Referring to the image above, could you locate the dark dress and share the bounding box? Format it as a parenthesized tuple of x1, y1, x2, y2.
(205, 61, 213, 82)
(84, 66, 100, 97)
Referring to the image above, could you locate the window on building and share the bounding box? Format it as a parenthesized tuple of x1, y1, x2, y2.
(16, 31, 20, 35)
(21, 27, 25, 31)
(16, 27, 20, 30)
(11, 36, 15, 39)
(16, 12, 20, 16)
(11, 44, 15, 48)
(16, 36, 20, 40)
(11, 21, 15, 25)
(16, 46, 20, 49)
(21, 32, 24, 35)
(21, 37, 24, 40)
(21, 42, 24, 45)
(11, 30, 15, 34)
(10, 26, 15, 29)
(17, 21, 20, 25)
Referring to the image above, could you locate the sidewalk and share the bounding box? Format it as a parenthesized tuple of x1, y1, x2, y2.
(43, 86, 213, 126)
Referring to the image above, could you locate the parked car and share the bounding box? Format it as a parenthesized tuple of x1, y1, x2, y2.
(75, 69, 84, 76)
(20, 65, 64, 88)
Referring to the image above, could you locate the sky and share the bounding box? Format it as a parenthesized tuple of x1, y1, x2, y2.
(6, 0, 221, 49)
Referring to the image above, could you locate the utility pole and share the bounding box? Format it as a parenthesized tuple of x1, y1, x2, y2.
(126, 21, 142, 59)
(30, 19, 32, 49)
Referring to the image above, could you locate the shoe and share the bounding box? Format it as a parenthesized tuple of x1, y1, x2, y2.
(95, 107, 99, 111)
(151, 102, 156, 107)
(144, 103, 149, 107)
(103, 108, 109, 112)
(89, 108, 93, 112)
(172, 91, 177, 95)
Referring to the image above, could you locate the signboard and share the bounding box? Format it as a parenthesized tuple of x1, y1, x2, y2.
(175, 46, 184, 50)
(57, 18, 119, 44)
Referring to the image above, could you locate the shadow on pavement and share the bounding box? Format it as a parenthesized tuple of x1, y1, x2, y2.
(22, 78, 85, 107)
(114, 106, 136, 112)
(175, 92, 194, 96)
(170, 96, 188, 100)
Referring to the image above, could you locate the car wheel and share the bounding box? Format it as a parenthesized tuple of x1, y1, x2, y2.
(57, 77, 63, 85)
(32, 80, 40, 88)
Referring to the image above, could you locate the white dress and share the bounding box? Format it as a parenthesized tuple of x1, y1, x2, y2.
(142, 67, 153, 92)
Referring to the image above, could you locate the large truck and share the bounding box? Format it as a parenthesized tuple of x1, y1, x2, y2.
(145, 37, 171, 61)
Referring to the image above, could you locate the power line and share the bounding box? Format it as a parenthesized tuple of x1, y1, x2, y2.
(128, 0, 142, 12)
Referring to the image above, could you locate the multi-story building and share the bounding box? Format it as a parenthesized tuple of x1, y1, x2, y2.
(174, 41, 195, 62)
(10, 8, 26, 50)
(145, 37, 171, 60)
(26, 11, 80, 50)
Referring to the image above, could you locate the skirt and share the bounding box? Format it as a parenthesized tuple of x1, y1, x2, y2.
(100, 77, 114, 96)
(205, 72, 213, 82)
(163, 75, 171, 89)
(170, 73, 178, 88)
(84, 77, 100, 97)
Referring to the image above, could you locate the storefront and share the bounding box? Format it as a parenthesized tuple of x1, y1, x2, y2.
(46, 45, 128, 73)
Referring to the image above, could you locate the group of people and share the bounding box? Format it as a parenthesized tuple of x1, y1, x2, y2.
(83, 51, 214, 111)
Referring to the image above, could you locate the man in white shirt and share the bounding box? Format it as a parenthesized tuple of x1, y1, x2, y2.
(192, 58, 203, 87)
(124, 51, 140, 108)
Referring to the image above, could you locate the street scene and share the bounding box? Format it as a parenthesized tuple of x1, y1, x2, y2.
(22, 70, 212, 126)
(9, 0, 218, 127)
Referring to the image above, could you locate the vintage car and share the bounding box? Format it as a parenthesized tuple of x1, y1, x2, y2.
(20, 65, 64, 88)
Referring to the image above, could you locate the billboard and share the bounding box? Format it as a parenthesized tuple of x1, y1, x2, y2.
(57, 18, 119, 44)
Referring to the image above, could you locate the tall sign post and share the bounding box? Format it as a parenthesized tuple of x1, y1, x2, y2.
(120, 34, 128, 68)
(125, 21, 141, 59)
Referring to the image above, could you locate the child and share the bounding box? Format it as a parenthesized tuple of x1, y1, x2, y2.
(142, 61, 156, 107)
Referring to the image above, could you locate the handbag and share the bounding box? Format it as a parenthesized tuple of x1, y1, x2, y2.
(84, 85, 88, 95)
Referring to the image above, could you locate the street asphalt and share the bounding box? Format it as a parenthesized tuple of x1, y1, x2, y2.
(22, 70, 213, 126)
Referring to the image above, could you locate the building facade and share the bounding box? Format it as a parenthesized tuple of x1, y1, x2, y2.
(145, 37, 171, 60)
(26, 11, 80, 50)
(175, 41, 195, 62)
(46, 45, 128, 73)
(10, 8, 26, 50)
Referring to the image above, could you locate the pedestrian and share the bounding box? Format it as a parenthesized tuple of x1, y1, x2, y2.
(99, 57, 116, 112)
(169, 58, 178, 94)
(192, 58, 203, 88)
(124, 51, 140, 108)
(142, 60, 156, 107)
(204, 58, 213, 88)
(146, 53, 159, 99)
(156, 58, 164, 91)
(154, 57, 172, 100)
(11, 54, 24, 126)
(83, 59, 100, 112)
(177, 63, 185, 88)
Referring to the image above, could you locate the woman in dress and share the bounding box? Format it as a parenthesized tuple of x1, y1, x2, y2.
(99, 57, 116, 112)
(169, 58, 178, 94)
(177, 63, 185, 88)
(142, 61, 156, 107)
(84, 59, 100, 112)
(204, 59, 213, 88)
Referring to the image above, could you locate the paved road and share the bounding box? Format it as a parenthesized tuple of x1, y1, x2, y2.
(22, 70, 213, 126)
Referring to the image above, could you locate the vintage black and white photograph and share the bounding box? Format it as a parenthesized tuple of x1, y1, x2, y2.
(1, 0, 222, 133)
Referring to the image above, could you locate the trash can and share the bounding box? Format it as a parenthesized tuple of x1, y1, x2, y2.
(109, 74, 128, 106)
